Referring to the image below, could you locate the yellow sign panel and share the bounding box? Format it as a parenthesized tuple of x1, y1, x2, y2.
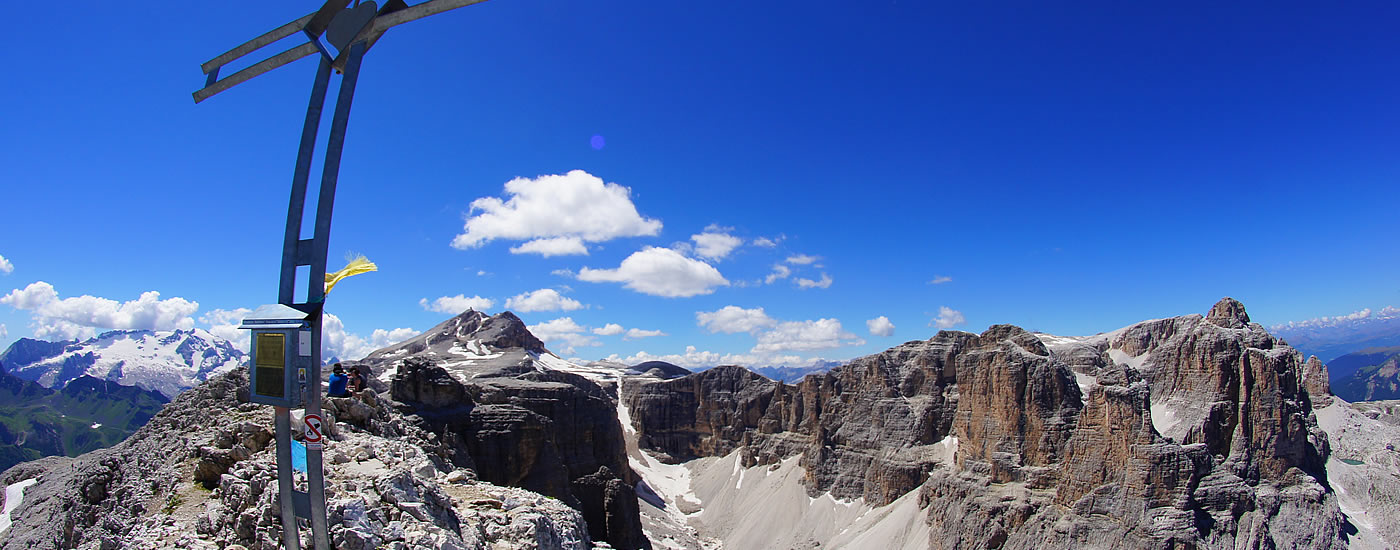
(255, 332, 286, 399)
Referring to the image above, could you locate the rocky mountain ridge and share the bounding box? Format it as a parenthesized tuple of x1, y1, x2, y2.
(0, 309, 650, 550)
(1327, 347, 1400, 402)
(0, 364, 168, 472)
(625, 298, 1351, 548)
(3, 300, 1394, 549)
(1, 329, 244, 399)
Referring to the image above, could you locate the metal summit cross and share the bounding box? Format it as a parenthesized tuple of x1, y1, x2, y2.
(194, 2, 488, 549)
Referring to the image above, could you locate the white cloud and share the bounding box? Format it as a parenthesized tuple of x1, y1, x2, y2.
(200, 307, 254, 350)
(526, 317, 600, 355)
(0, 254, 12, 275)
(786, 254, 819, 265)
(764, 264, 791, 285)
(551, 268, 576, 277)
(371, 327, 419, 347)
(1270, 306, 1400, 331)
(578, 247, 729, 298)
(321, 313, 418, 361)
(625, 328, 666, 340)
(929, 275, 953, 285)
(609, 346, 764, 369)
(932, 306, 966, 329)
(509, 236, 589, 257)
(1, 281, 198, 341)
(592, 323, 625, 336)
(0, 324, 7, 340)
(753, 318, 864, 353)
(751, 236, 780, 248)
(420, 294, 494, 314)
(796, 273, 833, 290)
(867, 316, 895, 337)
(691, 226, 743, 260)
(451, 170, 662, 250)
(505, 288, 584, 313)
(477, 270, 489, 276)
(696, 306, 777, 334)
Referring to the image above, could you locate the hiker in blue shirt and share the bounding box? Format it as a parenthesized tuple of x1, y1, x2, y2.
(328, 363, 350, 397)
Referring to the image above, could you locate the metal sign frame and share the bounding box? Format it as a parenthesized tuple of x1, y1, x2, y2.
(195, 2, 491, 549)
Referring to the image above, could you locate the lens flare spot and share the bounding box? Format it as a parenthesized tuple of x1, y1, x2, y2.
(590, 135, 606, 150)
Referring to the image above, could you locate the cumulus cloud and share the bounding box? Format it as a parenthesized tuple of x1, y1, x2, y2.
(932, 306, 965, 329)
(420, 294, 494, 314)
(625, 328, 666, 340)
(691, 225, 743, 260)
(1270, 306, 1400, 331)
(321, 313, 420, 361)
(796, 273, 833, 290)
(505, 288, 584, 313)
(1, 281, 198, 341)
(753, 318, 864, 353)
(0, 254, 12, 275)
(526, 317, 600, 355)
(786, 254, 819, 265)
(867, 316, 895, 337)
(928, 275, 953, 285)
(764, 264, 791, 285)
(371, 327, 420, 347)
(201, 307, 254, 350)
(608, 346, 766, 370)
(592, 323, 625, 336)
(509, 236, 589, 257)
(751, 236, 780, 248)
(451, 170, 662, 251)
(578, 247, 729, 298)
(696, 306, 777, 334)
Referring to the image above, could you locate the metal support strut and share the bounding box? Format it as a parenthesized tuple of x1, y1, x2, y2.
(271, 40, 367, 550)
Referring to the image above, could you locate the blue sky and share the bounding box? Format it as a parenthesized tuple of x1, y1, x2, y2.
(2, 1, 1398, 367)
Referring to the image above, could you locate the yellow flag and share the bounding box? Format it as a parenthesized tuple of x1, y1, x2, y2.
(325, 255, 377, 295)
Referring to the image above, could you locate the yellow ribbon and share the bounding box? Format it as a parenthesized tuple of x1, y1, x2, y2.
(324, 255, 377, 295)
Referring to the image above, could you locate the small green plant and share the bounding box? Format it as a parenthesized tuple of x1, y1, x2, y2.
(162, 492, 186, 515)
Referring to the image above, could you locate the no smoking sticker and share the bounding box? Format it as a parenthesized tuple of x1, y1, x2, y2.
(304, 414, 324, 449)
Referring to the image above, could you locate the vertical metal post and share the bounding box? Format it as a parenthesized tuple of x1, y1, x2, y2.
(274, 407, 300, 550)
(279, 58, 333, 306)
(302, 40, 366, 550)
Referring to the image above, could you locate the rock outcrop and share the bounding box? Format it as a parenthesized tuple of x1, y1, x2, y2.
(0, 309, 644, 550)
(372, 310, 648, 550)
(626, 299, 1346, 549)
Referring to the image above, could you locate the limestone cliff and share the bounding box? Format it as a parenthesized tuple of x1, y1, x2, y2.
(626, 299, 1346, 549)
(364, 310, 648, 550)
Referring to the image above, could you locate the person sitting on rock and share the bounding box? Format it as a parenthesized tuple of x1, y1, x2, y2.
(328, 363, 349, 398)
(347, 366, 367, 394)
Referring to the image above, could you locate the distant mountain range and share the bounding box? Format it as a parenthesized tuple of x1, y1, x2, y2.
(0, 329, 241, 473)
(0, 360, 168, 472)
(690, 359, 845, 383)
(1270, 307, 1400, 364)
(1328, 346, 1400, 402)
(0, 328, 244, 399)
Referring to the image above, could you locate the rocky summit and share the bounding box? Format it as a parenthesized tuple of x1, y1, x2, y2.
(3, 299, 1397, 549)
(0, 309, 645, 550)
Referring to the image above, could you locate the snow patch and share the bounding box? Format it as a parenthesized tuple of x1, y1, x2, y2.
(90, 423, 102, 429)
(1074, 372, 1097, 407)
(1107, 348, 1151, 371)
(1149, 402, 1180, 439)
(0, 478, 39, 536)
